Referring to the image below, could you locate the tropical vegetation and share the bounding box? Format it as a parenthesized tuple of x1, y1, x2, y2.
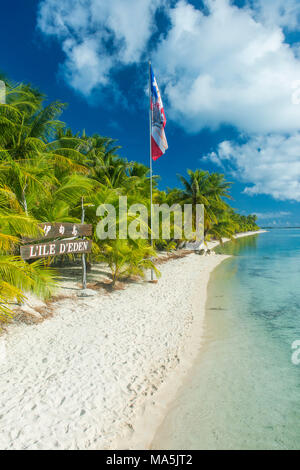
(0, 75, 259, 323)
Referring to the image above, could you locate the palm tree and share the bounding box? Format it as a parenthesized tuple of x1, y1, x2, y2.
(73, 132, 130, 188)
(98, 239, 160, 287)
(178, 169, 233, 237)
(0, 83, 70, 322)
(0, 209, 56, 322)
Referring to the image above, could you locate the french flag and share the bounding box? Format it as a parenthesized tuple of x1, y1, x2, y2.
(150, 66, 168, 161)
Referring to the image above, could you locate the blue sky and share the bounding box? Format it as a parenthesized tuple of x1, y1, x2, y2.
(1, 0, 300, 226)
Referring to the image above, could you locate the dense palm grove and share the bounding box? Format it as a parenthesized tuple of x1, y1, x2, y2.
(0, 78, 259, 321)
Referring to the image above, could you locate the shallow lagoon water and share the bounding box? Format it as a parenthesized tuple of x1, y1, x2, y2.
(152, 230, 300, 450)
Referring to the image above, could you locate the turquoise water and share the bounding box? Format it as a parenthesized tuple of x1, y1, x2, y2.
(152, 230, 300, 450)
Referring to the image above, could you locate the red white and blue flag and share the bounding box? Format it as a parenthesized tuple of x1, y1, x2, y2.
(150, 66, 168, 161)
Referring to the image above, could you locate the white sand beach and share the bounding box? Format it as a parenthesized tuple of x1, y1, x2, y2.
(0, 231, 265, 450)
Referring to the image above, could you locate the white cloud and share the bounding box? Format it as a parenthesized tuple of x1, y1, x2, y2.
(61, 37, 114, 94)
(251, 0, 300, 32)
(37, 0, 164, 95)
(38, 0, 300, 133)
(153, 0, 300, 134)
(206, 133, 300, 201)
(37, 0, 300, 202)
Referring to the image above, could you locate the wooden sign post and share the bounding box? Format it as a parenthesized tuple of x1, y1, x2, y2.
(22, 223, 92, 242)
(81, 197, 87, 290)
(20, 239, 92, 260)
(20, 218, 93, 290)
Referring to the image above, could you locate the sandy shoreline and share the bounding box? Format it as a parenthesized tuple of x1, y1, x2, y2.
(0, 231, 265, 450)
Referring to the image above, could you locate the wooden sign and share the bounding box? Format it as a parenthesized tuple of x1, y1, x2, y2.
(22, 223, 93, 242)
(20, 239, 92, 260)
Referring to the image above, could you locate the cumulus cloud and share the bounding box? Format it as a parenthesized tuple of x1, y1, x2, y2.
(154, 0, 300, 134)
(37, 0, 300, 202)
(37, 0, 164, 95)
(38, 0, 300, 132)
(251, 0, 300, 31)
(205, 133, 300, 201)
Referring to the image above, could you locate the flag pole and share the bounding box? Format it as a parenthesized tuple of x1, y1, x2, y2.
(149, 60, 154, 281)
